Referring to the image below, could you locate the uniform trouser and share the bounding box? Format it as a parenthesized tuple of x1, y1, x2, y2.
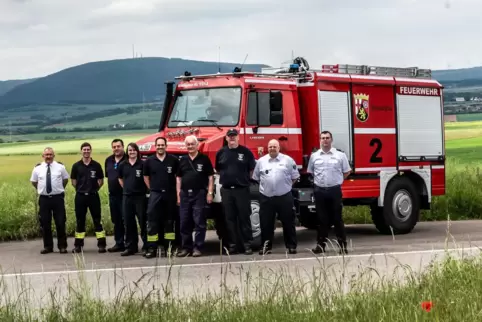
(259, 192, 297, 250)
(38, 194, 67, 250)
(74, 192, 106, 248)
(221, 186, 253, 249)
(123, 194, 147, 252)
(313, 185, 347, 247)
(146, 191, 176, 250)
(179, 189, 207, 251)
(109, 194, 125, 248)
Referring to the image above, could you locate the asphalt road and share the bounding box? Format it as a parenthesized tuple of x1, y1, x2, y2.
(0, 220, 481, 308)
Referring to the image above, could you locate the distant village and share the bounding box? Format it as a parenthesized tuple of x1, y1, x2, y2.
(444, 95, 482, 122)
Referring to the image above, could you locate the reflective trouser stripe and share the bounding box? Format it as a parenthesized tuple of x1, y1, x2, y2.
(164, 232, 175, 240)
(75, 232, 85, 239)
(148, 235, 159, 242)
(95, 231, 106, 239)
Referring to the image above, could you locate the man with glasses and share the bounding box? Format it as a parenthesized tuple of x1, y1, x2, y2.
(175, 135, 214, 257)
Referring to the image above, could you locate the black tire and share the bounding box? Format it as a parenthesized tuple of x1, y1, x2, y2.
(370, 176, 420, 235)
(249, 186, 262, 249)
(298, 206, 318, 229)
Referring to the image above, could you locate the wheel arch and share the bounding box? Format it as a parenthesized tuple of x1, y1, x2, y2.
(378, 169, 431, 209)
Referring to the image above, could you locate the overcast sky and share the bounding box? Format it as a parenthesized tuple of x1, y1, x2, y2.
(0, 0, 480, 80)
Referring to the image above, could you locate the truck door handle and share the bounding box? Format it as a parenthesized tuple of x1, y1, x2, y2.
(279, 136, 288, 141)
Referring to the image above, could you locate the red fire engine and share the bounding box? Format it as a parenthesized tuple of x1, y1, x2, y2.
(137, 57, 445, 246)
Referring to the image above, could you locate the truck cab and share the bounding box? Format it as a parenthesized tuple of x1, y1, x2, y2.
(137, 70, 302, 246)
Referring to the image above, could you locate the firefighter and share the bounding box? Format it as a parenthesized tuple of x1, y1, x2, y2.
(104, 139, 127, 252)
(117, 143, 148, 256)
(143, 137, 180, 258)
(30, 147, 69, 254)
(252, 139, 299, 255)
(307, 130, 351, 254)
(215, 128, 256, 255)
(70, 142, 107, 253)
(176, 135, 215, 257)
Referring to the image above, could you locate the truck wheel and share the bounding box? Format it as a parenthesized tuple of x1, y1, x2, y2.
(298, 206, 317, 229)
(250, 199, 262, 249)
(371, 176, 420, 235)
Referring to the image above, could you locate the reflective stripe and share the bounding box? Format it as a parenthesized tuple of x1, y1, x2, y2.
(164, 232, 175, 240)
(239, 128, 302, 135)
(95, 231, 106, 239)
(148, 235, 159, 242)
(75, 232, 85, 239)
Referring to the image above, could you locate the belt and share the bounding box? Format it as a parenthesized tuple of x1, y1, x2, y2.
(40, 193, 64, 198)
(181, 188, 205, 193)
(77, 192, 98, 195)
(152, 189, 169, 193)
(222, 185, 247, 189)
(315, 184, 341, 190)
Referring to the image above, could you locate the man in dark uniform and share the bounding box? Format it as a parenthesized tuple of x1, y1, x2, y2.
(176, 135, 214, 257)
(143, 137, 180, 258)
(70, 142, 107, 253)
(117, 142, 148, 256)
(30, 147, 69, 254)
(104, 138, 126, 253)
(215, 128, 256, 255)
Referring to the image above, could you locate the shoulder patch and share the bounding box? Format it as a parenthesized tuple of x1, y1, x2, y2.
(292, 164, 297, 170)
(336, 148, 345, 153)
(35, 162, 41, 167)
(57, 161, 63, 165)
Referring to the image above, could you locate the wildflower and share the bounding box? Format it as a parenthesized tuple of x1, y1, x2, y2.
(421, 301, 433, 312)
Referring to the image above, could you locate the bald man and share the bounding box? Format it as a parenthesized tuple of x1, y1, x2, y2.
(30, 147, 69, 254)
(252, 139, 300, 255)
(175, 135, 215, 257)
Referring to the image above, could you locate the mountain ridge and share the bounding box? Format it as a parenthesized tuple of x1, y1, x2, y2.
(2, 58, 482, 109)
(0, 57, 269, 108)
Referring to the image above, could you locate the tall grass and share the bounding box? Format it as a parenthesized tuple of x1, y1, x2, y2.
(0, 246, 480, 321)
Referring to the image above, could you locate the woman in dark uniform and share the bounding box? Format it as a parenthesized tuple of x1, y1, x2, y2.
(117, 143, 148, 256)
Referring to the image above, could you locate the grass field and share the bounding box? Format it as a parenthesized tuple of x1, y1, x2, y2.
(1, 250, 481, 321)
(0, 130, 152, 143)
(43, 111, 161, 130)
(453, 112, 482, 122)
(0, 103, 155, 126)
(0, 121, 480, 241)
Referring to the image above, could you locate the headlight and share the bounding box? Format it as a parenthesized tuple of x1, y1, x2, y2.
(139, 142, 153, 151)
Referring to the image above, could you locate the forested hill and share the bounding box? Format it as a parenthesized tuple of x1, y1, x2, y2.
(0, 79, 37, 96)
(0, 57, 268, 108)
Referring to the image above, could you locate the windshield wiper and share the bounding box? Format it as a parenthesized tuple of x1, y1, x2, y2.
(196, 119, 222, 130)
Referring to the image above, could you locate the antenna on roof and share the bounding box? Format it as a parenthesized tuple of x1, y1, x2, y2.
(218, 46, 221, 73)
(239, 54, 248, 72)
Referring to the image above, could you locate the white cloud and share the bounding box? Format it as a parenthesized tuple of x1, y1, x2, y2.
(0, 0, 481, 80)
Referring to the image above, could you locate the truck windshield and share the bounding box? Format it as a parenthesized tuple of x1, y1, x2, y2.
(167, 87, 241, 127)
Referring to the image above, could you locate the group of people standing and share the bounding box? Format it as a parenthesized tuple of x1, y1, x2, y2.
(30, 129, 351, 257)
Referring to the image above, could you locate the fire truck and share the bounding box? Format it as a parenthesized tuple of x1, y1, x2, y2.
(137, 57, 445, 247)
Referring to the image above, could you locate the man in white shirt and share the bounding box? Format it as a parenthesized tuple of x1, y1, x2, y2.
(30, 147, 70, 254)
(307, 131, 351, 254)
(252, 139, 300, 255)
